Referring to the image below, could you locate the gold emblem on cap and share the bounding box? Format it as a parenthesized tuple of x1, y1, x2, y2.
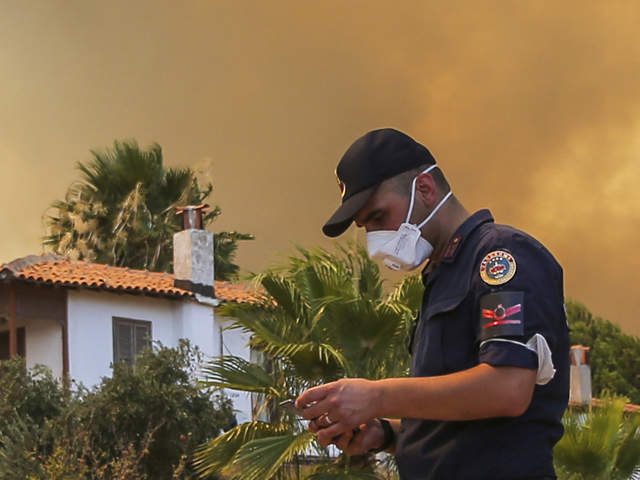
(335, 169, 346, 198)
(479, 250, 516, 285)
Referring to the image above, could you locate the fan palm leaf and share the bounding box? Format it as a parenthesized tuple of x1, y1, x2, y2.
(307, 472, 382, 480)
(199, 356, 280, 396)
(225, 431, 316, 480)
(612, 412, 640, 479)
(193, 421, 287, 477)
(43, 139, 252, 280)
(554, 397, 640, 480)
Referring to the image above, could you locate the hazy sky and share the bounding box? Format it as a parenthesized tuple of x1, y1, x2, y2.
(1, 1, 639, 334)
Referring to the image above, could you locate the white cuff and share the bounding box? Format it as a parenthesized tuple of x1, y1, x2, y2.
(480, 334, 556, 385)
(525, 333, 556, 385)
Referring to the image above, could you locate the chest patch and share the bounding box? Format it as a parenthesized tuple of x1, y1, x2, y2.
(480, 291, 524, 340)
(479, 250, 516, 285)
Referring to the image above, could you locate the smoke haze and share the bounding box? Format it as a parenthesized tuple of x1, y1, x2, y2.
(1, 1, 639, 332)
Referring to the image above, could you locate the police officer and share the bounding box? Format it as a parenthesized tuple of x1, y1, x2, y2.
(296, 128, 569, 480)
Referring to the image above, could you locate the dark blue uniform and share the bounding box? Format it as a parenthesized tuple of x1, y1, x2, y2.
(394, 210, 570, 480)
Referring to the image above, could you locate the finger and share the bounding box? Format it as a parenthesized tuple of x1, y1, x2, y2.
(361, 422, 385, 451)
(300, 399, 333, 421)
(296, 384, 332, 409)
(307, 419, 320, 433)
(334, 429, 354, 451)
(315, 429, 336, 448)
(343, 427, 368, 455)
(317, 414, 334, 428)
(316, 423, 349, 446)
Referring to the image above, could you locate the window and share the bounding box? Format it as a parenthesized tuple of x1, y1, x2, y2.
(112, 318, 151, 366)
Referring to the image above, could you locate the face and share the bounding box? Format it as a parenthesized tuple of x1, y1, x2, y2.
(353, 183, 410, 233)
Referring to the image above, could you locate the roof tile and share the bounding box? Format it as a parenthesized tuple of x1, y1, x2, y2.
(0, 254, 256, 304)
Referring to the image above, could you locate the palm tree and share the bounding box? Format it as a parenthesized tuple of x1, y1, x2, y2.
(194, 244, 423, 480)
(43, 140, 252, 280)
(554, 397, 640, 480)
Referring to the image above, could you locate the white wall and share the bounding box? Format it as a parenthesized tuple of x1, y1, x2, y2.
(215, 315, 254, 424)
(67, 290, 215, 387)
(173, 300, 216, 358)
(25, 318, 63, 378)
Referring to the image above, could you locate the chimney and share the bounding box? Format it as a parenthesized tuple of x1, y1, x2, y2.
(569, 345, 592, 405)
(173, 205, 215, 298)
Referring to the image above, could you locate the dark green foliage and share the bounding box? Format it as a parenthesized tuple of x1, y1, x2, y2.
(0, 359, 65, 431)
(566, 300, 640, 404)
(0, 341, 233, 479)
(81, 340, 234, 479)
(44, 139, 253, 281)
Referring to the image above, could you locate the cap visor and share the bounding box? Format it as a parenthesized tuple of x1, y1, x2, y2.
(322, 186, 377, 237)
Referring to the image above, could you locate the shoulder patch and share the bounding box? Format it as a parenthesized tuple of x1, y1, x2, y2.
(480, 291, 524, 340)
(479, 250, 516, 285)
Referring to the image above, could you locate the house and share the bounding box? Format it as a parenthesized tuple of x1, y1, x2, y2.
(0, 206, 258, 423)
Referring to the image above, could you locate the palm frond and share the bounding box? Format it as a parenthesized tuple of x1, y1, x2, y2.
(307, 471, 381, 480)
(260, 274, 309, 325)
(226, 431, 316, 480)
(262, 342, 346, 383)
(193, 421, 286, 477)
(554, 398, 632, 479)
(199, 355, 280, 396)
(388, 274, 424, 314)
(612, 412, 640, 480)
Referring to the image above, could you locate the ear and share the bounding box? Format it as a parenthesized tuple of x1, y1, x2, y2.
(415, 173, 438, 208)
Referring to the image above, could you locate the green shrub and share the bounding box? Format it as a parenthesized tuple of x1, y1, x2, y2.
(0, 340, 233, 480)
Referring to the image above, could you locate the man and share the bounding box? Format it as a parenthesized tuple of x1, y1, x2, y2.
(296, 128, 570, 480)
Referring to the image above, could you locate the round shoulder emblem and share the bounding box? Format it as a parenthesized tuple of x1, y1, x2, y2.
(479, 250, 516, 285)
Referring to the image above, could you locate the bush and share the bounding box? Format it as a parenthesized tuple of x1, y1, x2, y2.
(0, 340, 233, 480)
(0, 358, 66, 430)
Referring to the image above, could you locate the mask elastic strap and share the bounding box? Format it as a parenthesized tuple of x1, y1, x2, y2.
(405, 165, 438, 223)
(416, 191, 453, 230)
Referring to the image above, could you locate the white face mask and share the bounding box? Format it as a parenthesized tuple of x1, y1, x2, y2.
(366, 165, 453, 271)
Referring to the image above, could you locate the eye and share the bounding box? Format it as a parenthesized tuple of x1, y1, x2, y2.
(372, 212, 385, 225)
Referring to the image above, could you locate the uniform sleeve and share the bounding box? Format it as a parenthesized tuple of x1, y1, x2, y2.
(474, 232, 565, 381)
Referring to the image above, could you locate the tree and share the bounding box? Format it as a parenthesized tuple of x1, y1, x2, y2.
(44, 140, 253, 280)
(194, 244, 424, 480)
(566, 300, 640, 404)
(554, 397, 640, 480)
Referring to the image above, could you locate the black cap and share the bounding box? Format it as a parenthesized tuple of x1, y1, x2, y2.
(322, 128, 436, 237)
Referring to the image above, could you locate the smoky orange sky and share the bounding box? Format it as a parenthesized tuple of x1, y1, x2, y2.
(1, 1, 640, 333)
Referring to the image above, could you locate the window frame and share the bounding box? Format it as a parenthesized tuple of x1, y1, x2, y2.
(112, 317, 152, 366)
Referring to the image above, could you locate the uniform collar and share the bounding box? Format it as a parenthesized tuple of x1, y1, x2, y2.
(440, 209, 494, 264)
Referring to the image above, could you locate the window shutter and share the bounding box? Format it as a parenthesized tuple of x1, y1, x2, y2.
(113, 318, 152, 366)
(135, 323, 150, 356)
(116, 321, 134, 366)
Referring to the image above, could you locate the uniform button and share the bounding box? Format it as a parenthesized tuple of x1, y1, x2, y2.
(400, 427, 405, 433)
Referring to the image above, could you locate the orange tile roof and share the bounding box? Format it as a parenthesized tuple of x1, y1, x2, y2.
(0, 254, 257, 304)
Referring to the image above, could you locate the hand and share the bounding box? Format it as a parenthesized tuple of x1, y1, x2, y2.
(307, 416, 385, 452)
(296, 378, 382, 443)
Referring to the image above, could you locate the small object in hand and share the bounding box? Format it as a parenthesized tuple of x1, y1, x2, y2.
(279, 399, 305, 416)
